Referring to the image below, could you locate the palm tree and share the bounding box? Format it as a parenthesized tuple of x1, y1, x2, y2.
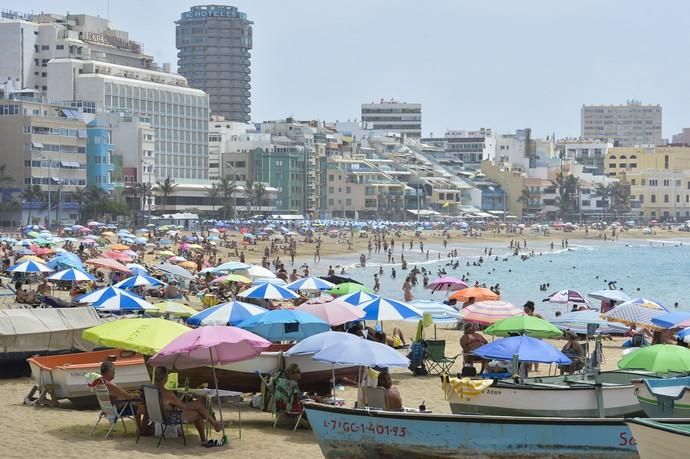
(218, 176, 239, 219)
(205, 183, 220, 218)
(609, 181, 631, 218)
(0, 163, 16, 213)
(156, 177, 177, 214)
(136, 182, 154, 222)
(23, 184, 43, 225)
(591, 183, 612, 222)
(253, 182, 268, 215)
(244, 179, 255, 216)
(552, 173, 579, 219)
(516, 187, 539, 215)
(84, 186, 108, 221)
(71, 186, 88, 224)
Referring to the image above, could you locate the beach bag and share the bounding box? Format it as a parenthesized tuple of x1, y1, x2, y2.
(460, 365, 477, 377)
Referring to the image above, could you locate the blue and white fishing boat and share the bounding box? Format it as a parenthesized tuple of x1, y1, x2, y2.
(626, 418, 690, 459)
(305, 402, 639, 458)
(631, 376, 690, 418)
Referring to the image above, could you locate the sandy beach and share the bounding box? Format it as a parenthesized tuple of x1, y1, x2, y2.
(0, 225, 686, 458)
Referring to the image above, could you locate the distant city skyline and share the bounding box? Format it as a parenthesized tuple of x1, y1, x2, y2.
(3, 0, 689, 139)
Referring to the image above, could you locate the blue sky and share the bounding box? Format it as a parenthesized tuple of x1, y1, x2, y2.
(4, 0, 689, 139)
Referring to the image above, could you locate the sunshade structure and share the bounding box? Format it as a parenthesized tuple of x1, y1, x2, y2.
(286, 276, 335, 292)
(237, 282, 299, 301)
(244, 265, 276, 279)
(588, 289, 632, 303)
(426, 276, 468, 293)
(472, 335, 572, 365)
(186, 301, 268, 326)
(47, 252, 84, 270)
(319, 275, 362, 286)
(543, 289, 588, 304)
(82, 318, 190, 355)
(407, 300, 462, 323)
(312, 338, 409, 368)
(237, 309, 329, 341)
(551, 310, 628, 335)
(296, 299, 365, 326)
(210, 274, 252, 285)
(284, 331, 362, 356)
(6, 260, 53, 273)
(113, 273, 165, 290)
(102, 250, 133, 263)
(85, 257, 131, 273)
(151, 301, 198, 318)
(651, 311, 690, 329)
(601, 298, 668, 329)
(110, 244, 130, 251)
(47, 268, 96, 282)
(213, 261, 251, 272)
(358, 297, 422, 321)
(449, 287, 499, 302)
(155, 262, 194, 280)
(485, 315, 563, 338)
(337, 291, 379, 306)
(617, 344, 690, 372)
(89, 288, 156, 313)
(328, 282, 374, 296)
(460, 301, 523, 325)
(149, 326, 271, 439)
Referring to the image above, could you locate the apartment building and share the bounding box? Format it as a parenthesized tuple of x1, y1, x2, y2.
(581, 100, 662, 147)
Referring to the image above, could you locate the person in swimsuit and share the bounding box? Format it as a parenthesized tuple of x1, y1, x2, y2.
(460, 323, 488, 373)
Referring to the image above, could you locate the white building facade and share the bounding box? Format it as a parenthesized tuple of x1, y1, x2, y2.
(581, 100, 662, 147)
(361, 100, 422, 139)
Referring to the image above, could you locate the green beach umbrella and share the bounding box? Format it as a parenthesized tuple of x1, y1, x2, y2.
(328, 282, 374, 296)
(617, 344, 690, 372)
(27, 231, 40, 238)
(82, 318, 190, 355)
(485, 315, 564, 339)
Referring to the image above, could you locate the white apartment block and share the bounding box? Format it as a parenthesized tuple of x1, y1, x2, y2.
(421, 128, 496, 167)
(557, 139, 612, 176)
(47, 59, 209, 182)
(361, 100, 422, 139)
(209, 119, 269, 181)
(581, 100, 662, 147)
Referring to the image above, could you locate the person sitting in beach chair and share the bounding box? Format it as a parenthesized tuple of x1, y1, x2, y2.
(374, 328, 407, 349)
(375, 369, 403, 411)
(559, 331, 585, 375)
(273, 363, 310, 430)
(90, 360, 144, 433)
(460, 323, 488, 373)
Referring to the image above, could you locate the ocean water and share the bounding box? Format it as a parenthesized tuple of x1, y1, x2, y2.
(331, 238, 690, 313)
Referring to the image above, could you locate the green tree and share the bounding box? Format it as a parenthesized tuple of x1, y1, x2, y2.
(609, 181, 631, 218)
(71, 186, 88, 224)
(23, 184, 43, 225)
(244, 179, 255, 216)
(156, 177, 177, 214)
(218, 176, 239, 219)
(592, 183, 612, 222)
(552, 173, 579, 219)
(253, 182, 268, 215)
(517, 187, 539, 215)
(205, 183, 220, 218)
(0, 164, 16, 217)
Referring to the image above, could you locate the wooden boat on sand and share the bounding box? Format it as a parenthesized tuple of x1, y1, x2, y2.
(626, 418, 690, 459)
(631, 376, 690, 418)
(305, 402, 640, 458)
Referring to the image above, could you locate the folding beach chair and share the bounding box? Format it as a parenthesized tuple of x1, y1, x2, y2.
(89, 384, 138, 439)
(363, 387, 388, 410)
(424, 340, 459, 375)
(271, 377, 304, 431)
(137, 385, 188, 447)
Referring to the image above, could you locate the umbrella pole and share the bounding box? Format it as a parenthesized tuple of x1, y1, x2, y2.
(210, 350, 226, 440)
(331, 365, 336, 404)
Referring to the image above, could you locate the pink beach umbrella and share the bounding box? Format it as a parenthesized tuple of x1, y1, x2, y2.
(149, 326, 271, 439)
(103, 250, 133, 262)
(296, 299, 366, 326)
(426, 276, 468, 293)
(461, 301, 524, 325)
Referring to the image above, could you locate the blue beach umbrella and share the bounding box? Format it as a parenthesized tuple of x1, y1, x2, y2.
(252, 277, 287, 286)
(186, 300, 268, 326)
(214, 261, 251, 272)
(338, 291, 379, 306)
(114, 273, 165, 290)
(312, 338, 409, 368)
(6, 260, 53, 273)
(237, 309, 329, 341)
(47, 268, 96, 282)
(286, 276, 335, 292)
(651, 311, 690, 329)
(284, 331, 362, 356)
(472, 335, 572, 365)
(237, 282, 299, 301)
(83, 287, 155, 312)
(47, 253, 84, 270)
(358, 297, 422, 321)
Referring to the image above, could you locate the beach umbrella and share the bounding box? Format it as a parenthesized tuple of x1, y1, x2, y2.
(6, 260, 53, 273)
(252, 277, 287, 286)
(16, 255, 47, 264)
(47, 253, 84, 270)
(296, 299, 366, 326)
(90, 288, 156, 312)
(460, 301, 523, 325)
(588, 290, 632, 303)
(151, 301, 198, 318)
(543, 289, 588, 304)
(187, 301, 268, 326)
(114, 273, 165, 290)
(602, 298, 668, 329)
(111, 243, 130, 251)
(237, 309, 329, 341)
(82, 318, 190, 355)
(449, 287, 499, 302)
(472, 335, 572, 365)
(149, 326, 271, 439)
(237, 282, 299, 301)
(319, 275, 362, 286)
(284, 331, 362, 356)
(210, 274, 252, 284)
(328, 282, 374, 296)
(213, 261, 251, 272)
(158, 250, 175, 257)
(407, 300, 462, 323)
(426, 276, 468, 293)
(617, 344, 690, 372)
(126, 263, 149, 273)
(286, 276, 336, 292)
(668, 315, 690, 330)
(48, 268, 96, 282)
(312, 338, 409, 368)
(357, 297, 422, 321)
(178, 260, 198, 270)
(245, 265, 276, 279)
(651, 312, 690, 329)
(485, 315, 563, 339)
(156, 262, 194, 280)
(551, 310, 628, 335)
(167, 256, 187, 263)
(85, 257, 131, 273)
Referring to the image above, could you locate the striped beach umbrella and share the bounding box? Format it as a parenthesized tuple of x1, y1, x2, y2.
(90, 287, 156, 312)
(358, 297, 422, 321)
(114, 273, 165, 290)
(214, 261, 251, 272)
(48, 268, 96, 282)
(286, 276, 336, 292)
(461, 301, 524, 325)
(237, 282, 300, 300)
(543, 289, 588, 304)
(334, 291, 379, 306)
(602, 298, 668, 329)
(186, 301, 268, 326)
(426, 276, 468, 293)
(6, 260, 53, 273)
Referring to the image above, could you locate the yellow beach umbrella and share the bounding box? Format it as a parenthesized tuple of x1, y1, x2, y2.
(158, 250, 175, 257)
(153, 301, 198, 318)
(111, 243, 130, 251)
(101, 231, 116, 237)
(17, 255, 46, 264)
(82, 318, 190, 355)
(188, 244, 203, 250)
(178, 260, 198, 270)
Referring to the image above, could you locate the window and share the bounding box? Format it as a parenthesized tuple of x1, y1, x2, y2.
(345, 198, 352, 205)
(663, 179, 670, 187)
(651, 194, 656, 203)
(56, 44, 64, 50)
(608, 163, 616, 169)
(41, 45, 49, 50)
(328, 198, 334, 206)
(346, 186, 351, 194)
(665, 155, 669, 169)
(639, 195, 644, 203)
(328, 174, 334, 181)
(677, 195, 681, 203)
(275, 160, 283, 167)
(631, 179, 636, 185)
(664, 194, 669, 203)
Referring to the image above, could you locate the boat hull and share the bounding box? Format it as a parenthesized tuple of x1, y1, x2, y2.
(626, 419, 690, 459)
(305, 403, 639, 458)
(631, 378, 690, 418)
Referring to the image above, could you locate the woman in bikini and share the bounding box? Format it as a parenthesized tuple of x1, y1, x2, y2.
(460, 323, 488, 373)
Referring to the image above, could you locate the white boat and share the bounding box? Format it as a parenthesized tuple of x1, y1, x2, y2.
(445, 371, 658, 417)
(626, 418, 690, 459)
(631, 376, 690, 418)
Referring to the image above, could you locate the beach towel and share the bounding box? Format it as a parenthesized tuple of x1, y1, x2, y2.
(85, 372, 103, 387)
(442, 376, 493, 401)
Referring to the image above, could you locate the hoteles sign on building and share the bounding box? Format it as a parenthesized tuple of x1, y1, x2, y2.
(180, 5, 247, 20)
(81, 32, 142, 53)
